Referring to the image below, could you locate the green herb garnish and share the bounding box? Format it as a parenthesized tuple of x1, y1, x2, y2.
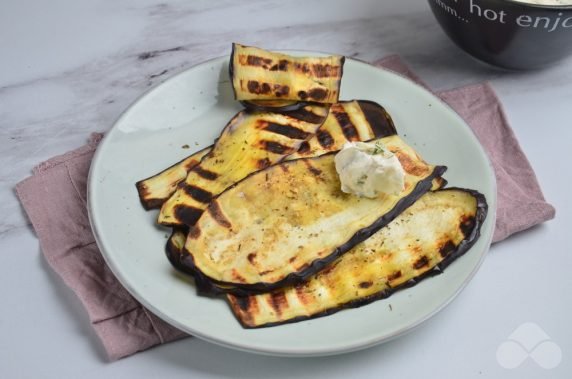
(372, 141, 386, 155)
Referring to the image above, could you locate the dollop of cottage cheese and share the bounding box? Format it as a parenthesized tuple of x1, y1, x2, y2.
(334, 141, 405, 198)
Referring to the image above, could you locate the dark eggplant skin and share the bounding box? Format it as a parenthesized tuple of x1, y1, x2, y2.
(230, 187, 488, 328)
(177, 161, 447, 296)
(165, 227, 226, 296)
(240, 100, 310, 113)
(229, 42, 238, 100)
(166, 228, 249, 296)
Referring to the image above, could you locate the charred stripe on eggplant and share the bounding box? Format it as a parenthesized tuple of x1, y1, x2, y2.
(316, 130, 335, 149)
(333, 109, 359, 141)
(193, 166, 219, 180)
(261, 122, 312, 140)
(207, 201, 232, 229)
(358, 100, 397, 138)
(182, 183, 213, 204)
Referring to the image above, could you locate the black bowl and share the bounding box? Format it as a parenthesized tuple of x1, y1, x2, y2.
(428, 0, 572, 69)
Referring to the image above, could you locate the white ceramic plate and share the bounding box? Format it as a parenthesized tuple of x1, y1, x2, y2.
(88, 53, 496, 357)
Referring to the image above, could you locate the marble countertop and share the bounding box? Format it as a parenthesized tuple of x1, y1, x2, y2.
(1, 0, 570, 378)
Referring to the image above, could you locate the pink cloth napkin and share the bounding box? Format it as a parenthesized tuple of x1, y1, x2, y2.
(15, 55, 555, 361)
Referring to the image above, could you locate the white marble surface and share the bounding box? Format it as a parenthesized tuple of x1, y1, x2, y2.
(1, 0, 571, 378)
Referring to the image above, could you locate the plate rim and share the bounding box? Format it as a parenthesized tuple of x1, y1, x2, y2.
(87, 52, 497, 357)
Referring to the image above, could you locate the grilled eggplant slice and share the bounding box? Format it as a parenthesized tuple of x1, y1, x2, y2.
(180, 135, 446, 293)
(158, 104, 330, 226)
(136, 146, 211, 210)
(166, 175, 448, 296)
(227, 188, 487, 328)
(230, 43, 344, 104)
(158, 100, 397, 226)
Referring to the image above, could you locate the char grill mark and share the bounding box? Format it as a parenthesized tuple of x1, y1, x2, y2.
(358, 101, 397, 138)
(235, 295, 251, 311)
(268, 292, 288, 316)
(413, 256, 430, 270)
(174, 205, 203, 226)
(260, 140, 295, 155)
(388, 270, 402, 281)
(297, 141, 311, 154)
(244, 55, 288, 72)
(395, 152, 430, 176)
(295, 285, 311, 305)
(283, 108, 327, 124)
(193, 166, 219, 180)
(460, 216, 476, 238)
(333, 109, 358, 140)
(208, 201, 232, 228)
(263, 122, 312, 140)
(296, 88, 329, 102)
(231, 269, 247, 283)
(246, 55, 272, 67)
(273, 84, 290, 97)
(269, 59, 289, 71)
(182, 183, 213, 204)
(312, 63, 341, 78)
(247, 80, 271, 95)
(316, 130, 334, 148)
(247, 81, 292, 98)
(308, 88, 327, 101)
(188, 226, 201, 239)
(359, 281, 373, 289)
(439, 240, 456, 258)
(257, 158, 272, 169)
(303, 160, 323, 177)
(294, 62, 311, 74)
(184, 158, 202, 170)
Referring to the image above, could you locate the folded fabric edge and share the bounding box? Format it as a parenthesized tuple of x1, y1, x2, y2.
(92, 306, 186, 361)
(33, 133, 104, 174)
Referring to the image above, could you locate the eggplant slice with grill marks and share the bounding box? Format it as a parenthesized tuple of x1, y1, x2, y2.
(179, 135, 446, 293)
(227, 188, 487, 328)
(166, 175, 449, 297)
(230, 43, 344, 104)
(136, 146, 211, 210)
(157, 100, 397, 227)
(158, 103, 330, 227)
